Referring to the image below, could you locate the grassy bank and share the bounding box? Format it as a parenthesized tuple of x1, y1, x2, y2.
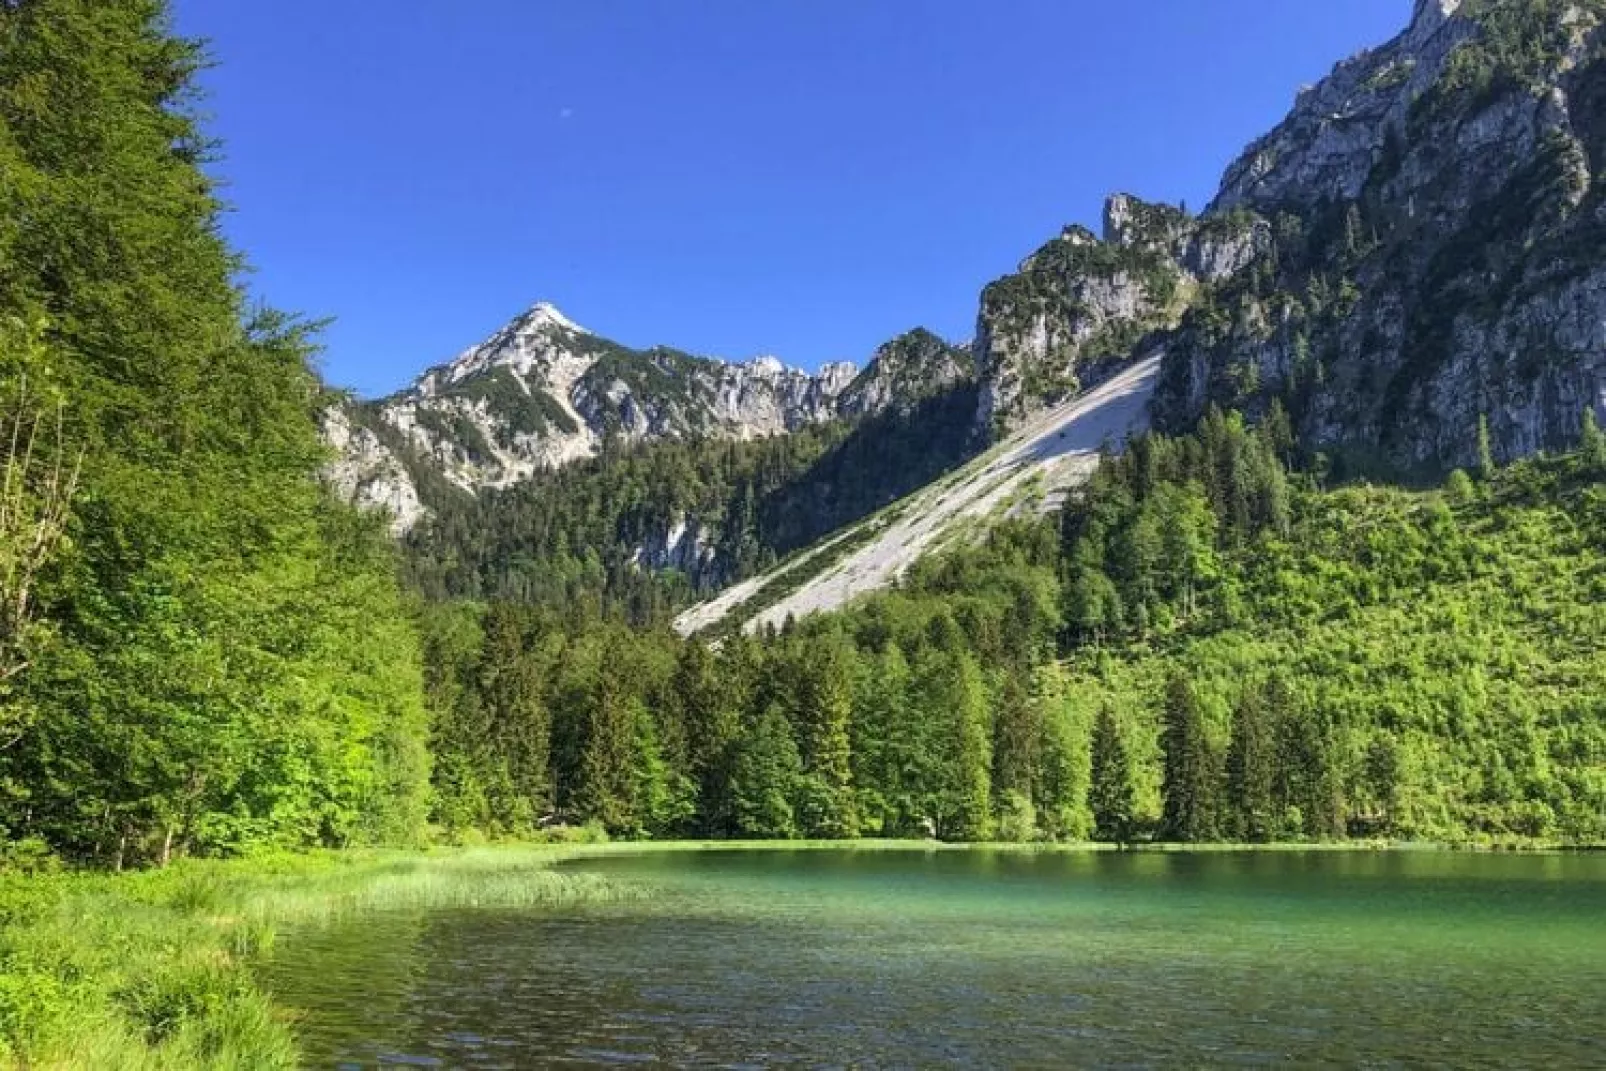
(0, 844, 650, 1070)
(2, 837, 1587, 1068)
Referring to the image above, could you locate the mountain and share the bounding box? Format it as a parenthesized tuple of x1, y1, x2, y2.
(325, 304, 969, 534)
(976, 0, 1606, 475)
(680, 0, 1606, 632)
(335, 0, 1606, 627)
(1153, 0, 1606, 470)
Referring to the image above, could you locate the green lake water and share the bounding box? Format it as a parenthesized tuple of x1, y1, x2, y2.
(263, 848, 1606, 1068)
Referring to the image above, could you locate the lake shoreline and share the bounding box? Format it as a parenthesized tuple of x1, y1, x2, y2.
(2, 836, 1599, 1067)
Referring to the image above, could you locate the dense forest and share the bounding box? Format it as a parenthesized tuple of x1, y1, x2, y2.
(1, 0, 1603, 877)
(423, 411, 1606, 845)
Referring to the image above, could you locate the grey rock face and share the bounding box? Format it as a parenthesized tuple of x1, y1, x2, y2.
(1157, 0, 1606, 469)
(1211, 0, 1476, 213)
(319, 406, 425, 535)
(973, 197, 1243, 436)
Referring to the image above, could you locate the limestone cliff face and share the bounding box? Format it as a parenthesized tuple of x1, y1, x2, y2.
(1156, 0, 1606, 469)
(325, 303, 957, 533)
(972, 194, 1264, 436)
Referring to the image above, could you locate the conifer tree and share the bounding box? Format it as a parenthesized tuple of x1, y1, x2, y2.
(1226, 684, 1275, 841)
(1476, 414, 1496, 480)
(1581, 408, 1606, 471)
(729, 703, 802, 838)
(1160, 673, 1218, 842)
(577, 647, 641, 832)
(478, 604, 552, 829)
(1088, 705, 1136, 843)
(797, 632, 859, 837)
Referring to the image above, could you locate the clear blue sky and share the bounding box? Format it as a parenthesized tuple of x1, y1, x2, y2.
(172, 1, 1409, 397)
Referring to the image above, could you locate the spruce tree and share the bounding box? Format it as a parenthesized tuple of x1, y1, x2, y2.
(729, 703, 802, 838)
(1476, 414, 1496, 480)
(852, 643, 911, 835)
(797, 633, 859, 837)
(577, 647, 640, 832)
(1226, 685, 1275, 842)
(1088, 705, 1136, 843)
(478, 604, 552, 830)
(1160, 673, 1218, 842)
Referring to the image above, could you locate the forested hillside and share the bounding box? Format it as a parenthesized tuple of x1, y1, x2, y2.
(423, 413, 1606, 845)
(401, 383, 979, 622)
(1, 0, 1602, 872)
(0, 0, 429, 866)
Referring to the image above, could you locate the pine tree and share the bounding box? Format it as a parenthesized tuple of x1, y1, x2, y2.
(729, 703, 802, 838)
(1267, 676, 1344, 839)
(669, 637, 738, 830)
(991, 670, 1042, 829)
(852, 642, 913, 835)
(1034, 662, 1090, 841)
(797, 633, 859, 837)
(577, 647, 640, 832)
(1088, 705, 1136, 843)
(1263, 397, 1295, 467)
(478, 604, 551, 830)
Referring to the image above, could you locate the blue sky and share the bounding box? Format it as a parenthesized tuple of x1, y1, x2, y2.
(172, 1, 1408, 397)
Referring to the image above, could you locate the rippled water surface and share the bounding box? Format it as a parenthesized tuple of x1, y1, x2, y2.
(263, 849, 1606, 1068)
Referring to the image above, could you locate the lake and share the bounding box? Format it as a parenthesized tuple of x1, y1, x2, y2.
(263, 848, 1606, 1068)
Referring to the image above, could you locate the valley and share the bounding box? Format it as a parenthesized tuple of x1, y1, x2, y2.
(2, 1, 1605, 1067)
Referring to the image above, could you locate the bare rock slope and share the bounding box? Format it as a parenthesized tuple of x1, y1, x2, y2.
(675, 354, 1160, 635)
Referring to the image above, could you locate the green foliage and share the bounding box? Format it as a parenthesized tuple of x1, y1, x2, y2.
(0, 0, 432, 862)
(729, 705, 803, 838)
(413, 407, 1604, 849)
(1225, 684, 1275, 841)
(1581, 407, 1606, 470)
(1159, 674, 1219, 842)
(1477, 413, 1496, 479)
(1414, 0, 1602, 124)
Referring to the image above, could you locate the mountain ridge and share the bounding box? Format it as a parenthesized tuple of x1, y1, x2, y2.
(331, 0, 1606, 630)
(325, 302, 967, 533)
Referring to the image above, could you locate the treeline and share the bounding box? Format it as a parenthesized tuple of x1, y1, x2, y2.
(0, 0, 428, 866)
(399, 385, 979, 625)
(425, 408, 1606, 844)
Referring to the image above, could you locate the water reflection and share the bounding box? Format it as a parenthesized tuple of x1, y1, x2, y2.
(262, 849, 1606, 1068)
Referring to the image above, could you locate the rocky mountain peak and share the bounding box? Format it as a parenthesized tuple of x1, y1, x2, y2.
(743, 355, 788, 376)
(326, 303, 971, 532)
(1412, 0, 1464, 37)
(523, 301, 585, 331)
(838, 328, 972, 417)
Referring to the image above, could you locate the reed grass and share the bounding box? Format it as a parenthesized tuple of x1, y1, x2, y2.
(0, 843, 647, 1069)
